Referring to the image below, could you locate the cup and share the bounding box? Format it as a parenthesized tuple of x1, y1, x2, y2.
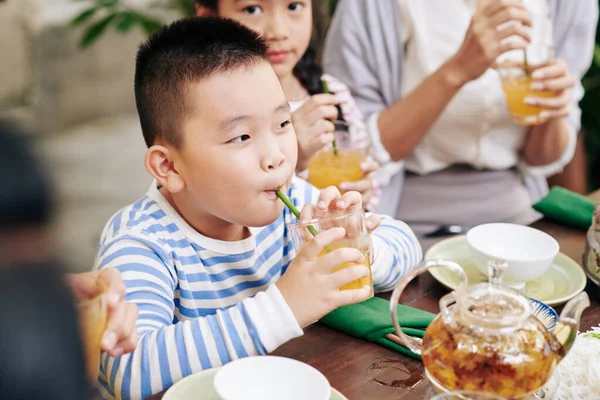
(429, 390, 506, 400)
(77, 278, 108, 383)
(497, 42, 557, 126)
(288, 209, 374, 297)
(307, 121, 371, 190)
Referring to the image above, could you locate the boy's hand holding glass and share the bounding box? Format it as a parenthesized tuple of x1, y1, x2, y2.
(292, 93, 339, 172)
(276, 187, 380, 328)
(277, 225, 371, 328)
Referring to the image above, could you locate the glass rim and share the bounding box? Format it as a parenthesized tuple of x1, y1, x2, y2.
(288, 209, 365, 229)
(430, 391, 506, 400)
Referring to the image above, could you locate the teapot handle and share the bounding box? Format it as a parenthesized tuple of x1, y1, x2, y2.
(389, 259, 468, 355)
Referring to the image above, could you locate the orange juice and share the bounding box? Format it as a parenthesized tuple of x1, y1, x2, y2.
(501, 75, 556, 125)
(319, 244, 373, 297)
(307, 148, 366, 189)
(78, 285, 107, 383)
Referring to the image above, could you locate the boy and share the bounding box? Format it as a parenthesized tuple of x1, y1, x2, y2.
(94, 17, 421, 400)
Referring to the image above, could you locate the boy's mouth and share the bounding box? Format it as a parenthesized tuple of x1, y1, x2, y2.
(264, 184, 285, 200)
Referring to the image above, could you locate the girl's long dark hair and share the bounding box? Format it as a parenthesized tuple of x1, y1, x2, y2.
(195, 0, 329, 95)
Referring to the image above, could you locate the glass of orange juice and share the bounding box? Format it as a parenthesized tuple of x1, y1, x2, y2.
(77, 277, 108, 384)
(498, 43, 556, 125)
(288, 209, 374, 298)
(307, 121, 370, 190)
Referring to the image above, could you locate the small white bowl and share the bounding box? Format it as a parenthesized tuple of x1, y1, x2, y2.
(213, 356, 331, 400)
(466, 223, 559, 288)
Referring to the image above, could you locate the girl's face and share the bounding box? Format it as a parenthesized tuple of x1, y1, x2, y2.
(215, 0, 313, 81)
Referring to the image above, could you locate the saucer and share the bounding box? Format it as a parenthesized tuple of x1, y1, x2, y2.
(425, 236, 587, 306)
(163, 367, 349, 400)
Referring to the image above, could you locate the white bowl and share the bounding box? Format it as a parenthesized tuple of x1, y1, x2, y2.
(213, 356, 331, 400)
(466, 223, 559, 288)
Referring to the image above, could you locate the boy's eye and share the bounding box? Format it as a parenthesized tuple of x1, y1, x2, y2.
(243, 5, 263, 15)
(228, 134, 251, 144)
(277, 120, 291, 130)
(288, 2, 304, 11)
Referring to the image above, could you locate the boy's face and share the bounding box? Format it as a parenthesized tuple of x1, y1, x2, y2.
(215, 1, 313, 81)
(173, 61, 298, 227)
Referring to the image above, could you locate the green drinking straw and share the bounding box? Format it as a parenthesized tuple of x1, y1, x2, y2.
(320, 79, 339, 156)
(523, 49, 530, 76)
(276, 190, 319, 237)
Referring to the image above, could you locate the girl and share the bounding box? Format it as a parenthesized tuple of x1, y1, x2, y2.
(195, 0, 381, 211)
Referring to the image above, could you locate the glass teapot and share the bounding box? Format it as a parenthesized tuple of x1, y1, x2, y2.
(390, 260, 590, 399)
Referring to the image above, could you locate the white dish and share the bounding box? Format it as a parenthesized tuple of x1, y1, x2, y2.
(163, 367, 349, 400)
(466, 223, 559, 288)
(426, 236, 586, 306)
(213, 356, 331, 400)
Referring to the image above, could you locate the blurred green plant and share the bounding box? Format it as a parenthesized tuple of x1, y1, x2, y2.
(70, 0, 194, 49)
(581, 38, 600, 191)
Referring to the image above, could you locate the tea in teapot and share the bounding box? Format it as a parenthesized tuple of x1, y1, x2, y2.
(390, 260, 589, 398)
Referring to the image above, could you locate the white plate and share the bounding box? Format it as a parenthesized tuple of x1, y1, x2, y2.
(425, 236, 587, 306)
(163, 366, 349, 400)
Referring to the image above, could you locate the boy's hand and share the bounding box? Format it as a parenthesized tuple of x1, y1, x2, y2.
(339, 159, 379, 210)
(300, 186, 380, 233)
(276, 227, 372, 327)
(66, 269, 139, 357)
(292, 94, 339, 172)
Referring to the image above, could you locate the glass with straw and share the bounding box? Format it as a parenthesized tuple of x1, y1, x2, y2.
(276, 190, 374, 297)
(307, 80, 371, 191)
(497, 1, 556, 125)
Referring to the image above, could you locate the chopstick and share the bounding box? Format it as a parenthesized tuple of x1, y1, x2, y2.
(384, 333, 423, 346)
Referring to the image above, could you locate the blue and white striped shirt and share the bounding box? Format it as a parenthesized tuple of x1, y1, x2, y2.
(94, 177, 422, 400)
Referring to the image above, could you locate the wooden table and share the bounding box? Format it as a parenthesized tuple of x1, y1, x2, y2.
(148, 192, 600, 400)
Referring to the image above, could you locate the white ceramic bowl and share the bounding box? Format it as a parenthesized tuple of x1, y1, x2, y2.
(466, 223, 559, 287)
(213, 356, 331, 400)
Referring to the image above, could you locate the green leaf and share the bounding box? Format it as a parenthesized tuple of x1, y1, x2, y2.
(116, 12, 137, 32)
(584, 332, 600, 340)
(137, 16, 165, 36)
(70, 8, 98, 26)
(594, 44, 600, 68)
(96, 0, 118, 6)
(79, 13, 118, 49)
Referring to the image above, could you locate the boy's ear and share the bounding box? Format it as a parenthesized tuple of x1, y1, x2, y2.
(144, 145, 185, 194)
(195, 4, 217, 17)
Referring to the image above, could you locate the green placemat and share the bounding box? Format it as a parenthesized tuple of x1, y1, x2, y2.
(320, 296, 435, 361)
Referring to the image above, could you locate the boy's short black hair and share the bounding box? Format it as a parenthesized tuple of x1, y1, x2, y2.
(134, 17, 269, 148)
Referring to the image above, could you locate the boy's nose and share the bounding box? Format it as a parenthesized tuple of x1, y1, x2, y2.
(262, 149, 286, 172)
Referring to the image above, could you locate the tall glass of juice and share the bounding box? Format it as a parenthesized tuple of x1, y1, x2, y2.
(77, 278, 108, 384)
(307, 121, 371, 190)
(497, 41, 556, 126)
(288, 209, 374, 298)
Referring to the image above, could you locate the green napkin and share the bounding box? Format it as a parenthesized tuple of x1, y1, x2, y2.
(320, 296, 435, 361)
(532, 186, 595, 230)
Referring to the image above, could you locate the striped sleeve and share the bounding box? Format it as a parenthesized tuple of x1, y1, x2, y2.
(369, 215, 422, 292)
(94, 237, 302, 400)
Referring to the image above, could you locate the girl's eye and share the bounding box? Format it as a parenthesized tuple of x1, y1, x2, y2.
(229, 134, 251, 144)
(288, 2, 303, 11)
(277, 120, 291, 130)
(243, 5, 263, 15)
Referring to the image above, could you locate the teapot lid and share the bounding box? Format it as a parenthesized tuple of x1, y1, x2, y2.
(459, 260, 532, 329)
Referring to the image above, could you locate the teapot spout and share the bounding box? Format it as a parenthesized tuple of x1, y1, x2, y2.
(553, 292, 590, 358)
